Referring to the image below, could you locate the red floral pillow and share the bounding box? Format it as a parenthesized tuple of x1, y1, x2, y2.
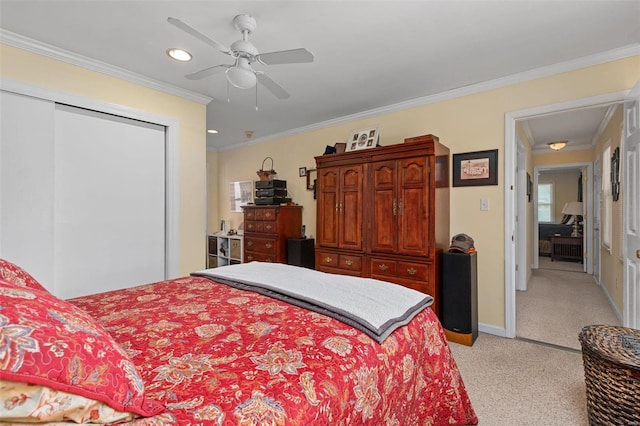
(0, 280, 163, 419)
(0, 257, 48, 293)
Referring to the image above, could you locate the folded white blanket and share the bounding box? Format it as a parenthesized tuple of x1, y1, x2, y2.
(192, 262, 433, 343)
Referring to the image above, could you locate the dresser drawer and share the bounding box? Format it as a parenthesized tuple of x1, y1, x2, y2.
(245, 251, 276, 263)
(245, 221, 262, 233)
(245, 237, 277, 254)
(255, 208, 277, 221)
(262, 221, 277, 233)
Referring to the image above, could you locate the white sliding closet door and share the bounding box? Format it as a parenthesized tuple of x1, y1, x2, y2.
(54, 104, 166, 298)
(0, 91, 56, 286)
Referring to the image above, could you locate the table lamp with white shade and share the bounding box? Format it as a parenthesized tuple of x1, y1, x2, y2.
(562, 201, 583, 237)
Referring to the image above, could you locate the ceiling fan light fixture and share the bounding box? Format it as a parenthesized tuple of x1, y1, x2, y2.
(226, 62, 256, 89)
(548, 141, 567, 151)
(166, 48, 192, 62)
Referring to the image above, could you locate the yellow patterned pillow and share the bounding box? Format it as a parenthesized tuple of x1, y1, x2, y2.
(0, 380, 139, 423)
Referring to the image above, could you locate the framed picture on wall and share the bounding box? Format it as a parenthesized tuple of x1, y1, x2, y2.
(452, 149, 498, 187)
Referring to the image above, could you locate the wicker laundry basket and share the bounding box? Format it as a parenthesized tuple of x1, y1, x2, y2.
(579, 325, 640, 425)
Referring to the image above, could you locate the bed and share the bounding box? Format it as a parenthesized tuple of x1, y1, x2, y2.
(1, 258, 477, 425)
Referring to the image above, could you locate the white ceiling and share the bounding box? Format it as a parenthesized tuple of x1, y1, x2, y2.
(1, 1, 638, 151)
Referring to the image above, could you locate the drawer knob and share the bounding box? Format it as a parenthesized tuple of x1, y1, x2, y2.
(247, 241, 253, 247)
(266, 258, 273, 263)
(265, 224, 272, 230)
(324, 256, 333, 263)
(265, 243, 272, 249)
(345, 260, 353, 266)
(407, 267, 417, 276)
(247, 255, 253, 261)
(379, 264, 388, 271)
(265, 212, 272, 218)
(247, 224, 254, 230)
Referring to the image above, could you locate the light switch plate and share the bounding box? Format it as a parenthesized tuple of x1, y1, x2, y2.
(480, 198, 489, 211)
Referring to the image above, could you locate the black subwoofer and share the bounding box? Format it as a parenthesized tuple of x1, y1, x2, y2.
(441, 251, 478, 346)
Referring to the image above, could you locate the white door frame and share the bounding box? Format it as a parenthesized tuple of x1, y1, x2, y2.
(623, 82, 640, 329)
(0, 78, 181, 279)
(504, 90, 627, 338)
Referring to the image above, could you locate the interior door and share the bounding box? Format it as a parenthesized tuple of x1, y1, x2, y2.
(623, 83, 640, 328)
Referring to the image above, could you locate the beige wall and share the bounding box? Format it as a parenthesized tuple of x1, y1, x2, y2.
(533, 149, 594, 167)
(594, 105, 624, 311)
(1, 44, 208, 276)
(212, 55, 639, 330)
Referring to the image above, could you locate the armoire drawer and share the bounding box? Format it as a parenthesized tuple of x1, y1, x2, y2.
(316, 250, 364, 274)
(369, 258, 429, 282)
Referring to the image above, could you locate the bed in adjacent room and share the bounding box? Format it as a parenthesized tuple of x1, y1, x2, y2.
(1, 258, 477, 425)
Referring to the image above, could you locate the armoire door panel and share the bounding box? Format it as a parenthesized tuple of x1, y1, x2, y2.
(398, 157, 430, 256)
(371, 161, 397, 253)
(339, 165, 363, 250)
(342, 166, 362, 190)
(317, 168, 339, 247)
(400, 158, 427, 185)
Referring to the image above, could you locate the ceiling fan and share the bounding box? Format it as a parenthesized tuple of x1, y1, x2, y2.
(168, 14, 314, 100)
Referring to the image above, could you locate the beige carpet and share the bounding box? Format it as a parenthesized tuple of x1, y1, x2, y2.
(538, 256, 584, 273)
(450, 333, 587, 425)
(517, 268, 620, 350)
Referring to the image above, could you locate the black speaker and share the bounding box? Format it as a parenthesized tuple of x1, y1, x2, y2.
(441, 251, 478, 346)
(287, 238, 315, 269)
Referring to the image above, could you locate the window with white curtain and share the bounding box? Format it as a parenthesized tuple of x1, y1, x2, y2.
(602, 144, 612, 250)
(537, 183, 554, 222)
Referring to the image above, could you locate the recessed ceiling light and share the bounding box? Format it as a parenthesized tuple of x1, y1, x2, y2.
(167, 48, 192, 62)
(207, 129, 219, 134)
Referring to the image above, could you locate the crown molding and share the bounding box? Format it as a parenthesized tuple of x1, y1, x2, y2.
(213, 43, 640, 151)
(0, 29, 212, 105)
(590, 103, 620, 147)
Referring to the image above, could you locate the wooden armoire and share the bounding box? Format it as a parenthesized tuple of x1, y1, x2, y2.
(315, 134, 450, 316)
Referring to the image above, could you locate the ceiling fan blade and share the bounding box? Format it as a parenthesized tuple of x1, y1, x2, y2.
(167, 17, 231, 54)
(256, 48, 314, 65)
(256, 72, 290, 99)
(185, 64, 230, 80)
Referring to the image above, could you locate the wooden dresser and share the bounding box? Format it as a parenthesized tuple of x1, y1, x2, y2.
(315, 135, 450, 315)
(242, 205, 303, 264)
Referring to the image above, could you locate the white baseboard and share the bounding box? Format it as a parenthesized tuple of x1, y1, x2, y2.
(599, 281, 623, 324)
(479, 323, 508, 338)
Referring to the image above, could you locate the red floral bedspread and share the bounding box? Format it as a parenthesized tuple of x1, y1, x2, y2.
(69, 275, 477, 425)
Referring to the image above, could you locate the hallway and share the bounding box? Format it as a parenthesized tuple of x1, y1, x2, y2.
(516, 265, 620, 351)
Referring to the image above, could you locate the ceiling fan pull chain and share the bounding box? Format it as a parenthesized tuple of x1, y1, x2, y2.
(255, 84, 259, 111)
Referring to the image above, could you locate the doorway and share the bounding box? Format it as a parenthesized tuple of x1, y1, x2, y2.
(504, 91, 628, 339)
